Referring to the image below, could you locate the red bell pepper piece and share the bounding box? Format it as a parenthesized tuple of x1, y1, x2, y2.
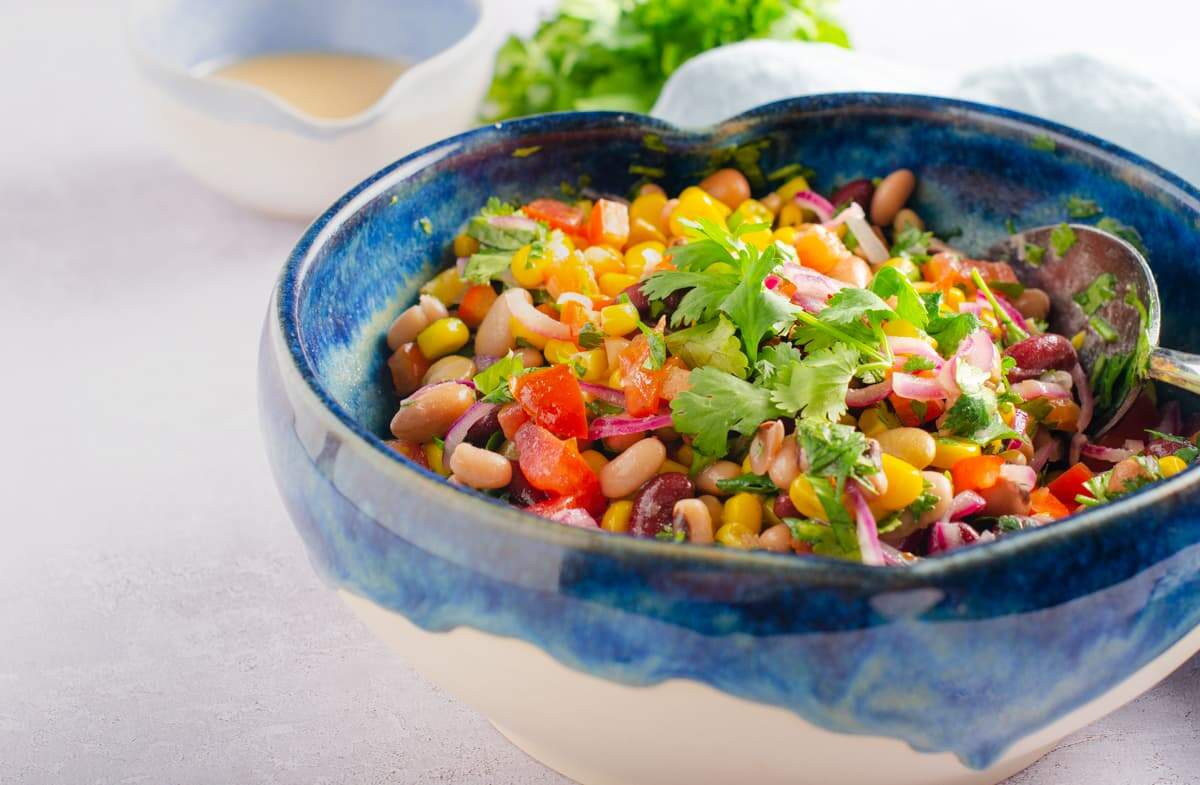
(523, 199, 586, 235)
(619, 333, 665, 417)
(587, 198, 630, 248)
(513, 423, 603, 515)
(1030, 487, 1071, 519)
(1048, 462, 1094, 508)
(889, 394, 944, 427)
(950, 454, 1005, 493)
(511, 364, 589, 440)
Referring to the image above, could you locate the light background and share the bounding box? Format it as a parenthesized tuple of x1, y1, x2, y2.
(2, 1, 1198, 783)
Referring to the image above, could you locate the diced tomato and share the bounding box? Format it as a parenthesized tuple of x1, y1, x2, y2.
(523, 198, 586, 234)
(1030, 487, 1071, 519)
(951, 454, 1005, 493)
(961, 258, 1018, 285)
(587, 199, 631, 248)
(511, 364, 589, 440)
(660, 362, 692, 401)
(1048, 462, 1094, 508)
(513, 423, 602, 514)
(524, 487, 607, 520)
(619, 333, 665, 417)
(457, 284, 497, 328)
(889, 394, 944, 427)
(923, 252, 1017, 292)
(497, 402, 530, 441)
(559, 300, 591, 333)
(384, 438, 429, 468)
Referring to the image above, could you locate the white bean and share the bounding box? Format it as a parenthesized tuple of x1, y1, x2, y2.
(600, 438, 666, 499)
(448, 443, 512, 489)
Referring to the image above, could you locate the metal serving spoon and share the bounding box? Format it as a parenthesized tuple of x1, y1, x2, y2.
(985, 224, 1200, 436)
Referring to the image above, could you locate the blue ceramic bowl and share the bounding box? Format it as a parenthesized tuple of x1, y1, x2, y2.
(259, 94, 1200, 785)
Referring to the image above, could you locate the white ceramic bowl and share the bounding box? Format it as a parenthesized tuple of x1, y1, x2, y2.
(126, 0, 502, 218)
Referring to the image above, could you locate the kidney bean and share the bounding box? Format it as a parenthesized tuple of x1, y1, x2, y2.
(464, 406, 502, 446)
(508, 461, 550, 506)
(870, 169, 916, 226)
(1005, 334, 1076, 381)
(773, 493, 800, 521)
(629, 473, 695, 538)
(831, 178, 874, 211)
(621, 283, 653, 317)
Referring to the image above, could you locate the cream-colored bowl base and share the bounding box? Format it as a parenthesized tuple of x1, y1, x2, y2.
(341, 590, 1200, 785)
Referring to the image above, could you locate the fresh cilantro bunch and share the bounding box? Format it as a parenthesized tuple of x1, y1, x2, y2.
(481, 0, 850, 121)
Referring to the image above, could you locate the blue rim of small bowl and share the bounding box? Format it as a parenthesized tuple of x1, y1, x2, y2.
(273, 92, 1200, 587)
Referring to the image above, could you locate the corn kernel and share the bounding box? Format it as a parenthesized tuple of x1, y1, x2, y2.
(600, 302, 640, 336)
(742, 456, 753, 474)
(510, 244, 549, 288)
(658, 459, 689, 475)
(1159, 455, 1187, 478)
(743, 228, 774, 250)
(583, 245, 624, 277)
(777, 203, 804, 228)
(1071, 331, 1086, 350)
(882, 319, 921, 338)
(420, 267, 469, 305)
(423, 442, 448, 476)
(452, 233, 479, 258)
(510, 316, 549, 350)
(859, 406, 899, 438)
(416, 317, 469, 360)
(627, 217, 666, 246)
(876, 454, 923, 511)
(581, 450, 608, 474)
(572, 348, 608, 381)
(544, 339, 580, 365)
(944, 286, 966, 311)
(669, 186, 731, 238)
(599, 272, 638, 297)
(601, 500, 634, 533)
(931, 437, 982, 470)
(775, 176, 811, 203)
(715, 522, 757, 549)
(623, 241, 666, 278)
(881, 256, 921, 281)
(630, 191, 668, 228)
(773, 225, 800, 245)
(788, 475, 827, 520)
(732, 198, 774, 225)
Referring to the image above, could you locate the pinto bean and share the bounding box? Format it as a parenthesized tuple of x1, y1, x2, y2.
(449, 443, 512, 489)
(1014, 288, 1051, 321)
(876, 428, 936, 470)
(919, 471, 953, 526)
(1108, 458, 1153, 494)
(893, 208, 924, 233)
(769, 438, 800, 490)
(603, 432, 644, 453)
(759, 523, 795, 553)
(870, 169, 916, 226)
(629, 473, 695, 538)
(389, 383, 475, 442)
(516, 347, 545, 367)
(748, 420, 785, 475)
(699, 168, 751, 210)
(418, 294, 449, 323)
(387, 304, 430, 350)
(423, 355, 477, 385)
(699, 494, 724, 526)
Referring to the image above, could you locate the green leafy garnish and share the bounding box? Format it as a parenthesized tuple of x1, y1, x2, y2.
(1050, 223, 1078, 256)
(942, 361, 1019, 446)
(890, 227, 933, 261)
(1145, 430, 1200, 463)
(971, 268, 1028, 345)
(1089, 315, 1119, 342)
(664, 316, 750, 377)
(481, 0, 850, 121)
(654, 523, 687, 543)
(716, 473, 778, 494)
(1096, 217, 1148, 255)
(771, 344, 860, 423)
(922, 292, 981, 357)
(586, 398, 626, 418)
(462, 252, 514, 284)
(474, 352, 527, 404)
(1024, 243, 1046, 267)
(754, 342, 805, 385)
(870, 265, 928, 329)
(1066, 196, 1102, 219)
(903, 355, 936, 372)
(1074, 272, 1117, 315)
(670, 367, 779, 457)
(577, 321, 605, 350)
(636, 321, 667, 370)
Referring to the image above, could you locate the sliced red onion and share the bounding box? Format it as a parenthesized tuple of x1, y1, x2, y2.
(880, 542, 916, 566)
(1030, 432, 1060, 472)
(937, 356, 961, 401)
(958, 301, 985, 315)
(999, 463, 1037, 492)
(846, 483, 886, 567)
(946, 490, 986, 521)
(588, 413, 673, 441)
(504, 288, 572, 341)
(886, 336, 942, 364)
(929, 521, 981, 554)
(556, 292, 593, 308)
(983, 291, 1033, 336)
(793, 294, 828, 314)
(891, 372, 947, 401)
(489, 214, 540, 232)
(778, 262, 847, 300)
(957, 329, 1000, 377)
(1080, 443, 1136, 463)
(443, 401, 499, 461)
(840, 202, 889, 264)
(550, 508, 599, 529)
(455, 256, 469, 277)
(1011, 380, 1072, 401)
(793, 190, 835, 223)
(1123, 439, 1146, 453)
(845, 378, 893, 408)
(1069, 363, 1094, 433)
(1069, 432, 1088, 465)
(579, 381, 626, 407)
(1007, 408, 1032, 453)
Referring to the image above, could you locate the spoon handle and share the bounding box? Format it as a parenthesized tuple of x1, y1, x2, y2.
(1148, 347, 1200, 395)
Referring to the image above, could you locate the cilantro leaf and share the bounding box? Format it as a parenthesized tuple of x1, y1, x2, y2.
(1073, 272, 1117, 315)
(642, 270, 738, 327)
(923, 292, 981, 357)
(771, 344, 859, 423)
(1066, 196, 1102, 219)
(664, 317, 750, 377)
(716, 473, 777, 494)
(1024, 243, 1046, 267)
(903, 355, 936, 372)
(636, 321, 667, 370)
(820, 287, 897, 328)
(1050, 223, 1077, 255)
(577, 321, 605, 349)
(943, 393, 990, 436)
(1096, 217, 1148, 255)
(463, 251, 514, 284)
(720, 245, 800, 362)
(473, 352, 528, 404)
(754, 342, 805, 384)
(1089, 315, 1119, 342)
(670, 367, 779, 457)
(793, 419, 875, 481)
(890, 227, 933, 260)
(869, 265, 928, 329)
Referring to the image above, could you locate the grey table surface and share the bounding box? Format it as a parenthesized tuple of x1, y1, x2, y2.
(3, 2, 1199, 783)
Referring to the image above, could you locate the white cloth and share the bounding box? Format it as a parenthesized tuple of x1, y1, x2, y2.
(653, 43, 1200, 187)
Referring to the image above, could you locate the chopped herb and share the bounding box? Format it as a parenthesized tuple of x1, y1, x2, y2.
(512, 145, 542, 158)
(637, 321, 667, 369)
(890, 227, 933, 261)
(971, 268, 1028, 344)
(990, 281, 1025, 300)
(484, 430, 506, 452)
(1050, 223, 1077, 256)
(629, 164, 666, 178)
(767, 162, 816, 182)
(586, 398, 626, 418)
(923, 292, 981, 357)
(654, 524, 686, 543)
(1031, 134, 1057, 152)
(670, 367, 778, 458)
(417, 217, 433, 235)
(577, 321, 605, 350)
(1073, 272, 1118, 315)
(1066, 196, 1102, 219)
(903, 355, 937, 372)
(906, 483, 940, 517)
(716, 473, 778, 494)
(642, 133, 668, 153)
(1096, 217, 1148, 255)
(664, 316, 750, 378)
(1089, 315, 1119, 342)
(1024, 243, 1046, 267)
(463, 251, 514, 284)
(870, 266, 928, 329)
(771, 344, 860, 423)
(474, 352, 525, 402)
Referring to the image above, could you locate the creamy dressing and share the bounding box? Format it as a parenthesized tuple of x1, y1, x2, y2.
(209, 52, 408, 119)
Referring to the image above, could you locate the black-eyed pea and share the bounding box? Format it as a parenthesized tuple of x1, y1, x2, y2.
(448, 443, 513, 489)
(748, 420, 785, 475)
(769, 438, 800, 490)
(673, 498, 714, 544)
(875, 427, 936, 470)
(599, 438, 666, 498)
(918, 471, 953, 526)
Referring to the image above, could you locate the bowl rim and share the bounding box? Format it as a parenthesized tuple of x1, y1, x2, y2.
(272, 92, 1200, 587)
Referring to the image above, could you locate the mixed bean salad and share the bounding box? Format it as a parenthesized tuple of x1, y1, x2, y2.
(382, 165, 1195, 565)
